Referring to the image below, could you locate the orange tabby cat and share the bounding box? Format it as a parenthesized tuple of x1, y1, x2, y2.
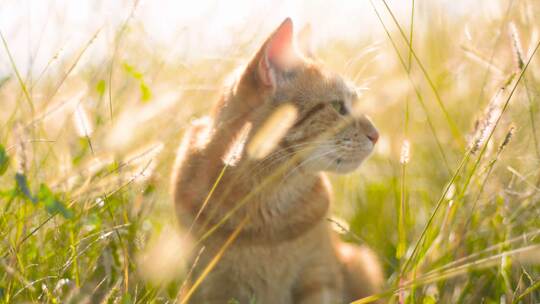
(172, 18, 383, 303)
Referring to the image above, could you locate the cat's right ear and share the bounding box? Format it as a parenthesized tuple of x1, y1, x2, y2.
(255, 18, 298, 88)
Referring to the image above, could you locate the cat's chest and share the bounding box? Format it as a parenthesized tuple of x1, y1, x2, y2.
(209, 223, 327, 301)
(265, 182, 311, 214)
(260, 173, 330, 215)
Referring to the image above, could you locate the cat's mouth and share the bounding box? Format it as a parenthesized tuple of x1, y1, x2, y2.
(335, 155, 365, 164)
(334, 156, 364, 172)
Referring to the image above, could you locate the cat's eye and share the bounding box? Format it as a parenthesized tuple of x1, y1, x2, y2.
(330, 99, 348, 115)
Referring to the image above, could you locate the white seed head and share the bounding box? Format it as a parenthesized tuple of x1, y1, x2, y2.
(247, 103, 298, 159)
(470, 87, 506, 153)
(400, 140, 410, 164)
(223, 122, 251, 166)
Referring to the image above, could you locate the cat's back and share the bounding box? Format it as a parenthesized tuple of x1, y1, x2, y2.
(171, 116, 214, 220)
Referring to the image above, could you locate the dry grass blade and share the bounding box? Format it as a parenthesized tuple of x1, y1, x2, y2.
(514, 279, 540, 303)
(353, 244, 540, 304)
(426, 229, 540, 278)
(42, 28, 102, 111)
(374, 0, 464, 146)
(402, 38, 540, 277)
(368, 0, 451, 172)
(0, 30, 34, 114)
(179, 216, 248, 304)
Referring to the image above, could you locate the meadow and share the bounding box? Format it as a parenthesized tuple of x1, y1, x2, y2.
(0, 0, 539, 303)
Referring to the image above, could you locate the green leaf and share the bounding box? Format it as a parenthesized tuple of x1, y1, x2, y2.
(37, 182, 54, 200)
(0, 188, 15, 198)
(422, 295, 437, 304)
(38, 184, 73, 219)
(121, 293, 132, 304)
(123, 62, 152, 102)
(0, 144, 9, 176)
(140, 82, 152, 102)
(15, 173, 36, 204)
(123, 62, 143, 80)
(95, 79, 106, 97)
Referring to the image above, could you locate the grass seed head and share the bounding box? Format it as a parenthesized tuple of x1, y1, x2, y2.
(498, 124, 515, 152)
(470, 87, 506, 154)
(247, 103, 298, 159)
(223, 122, 251, 166)
(509, 22, 525, 70)
(400, 139, 410, 164)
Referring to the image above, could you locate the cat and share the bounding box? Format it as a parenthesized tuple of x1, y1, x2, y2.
(172, 18, 383, 304)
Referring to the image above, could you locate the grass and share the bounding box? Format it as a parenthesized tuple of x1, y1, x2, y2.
(1, 0, 540, 303)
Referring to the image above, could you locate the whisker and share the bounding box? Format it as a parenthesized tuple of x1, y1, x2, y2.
(280, 149, 337, 183)
(244, 141, 336, 176)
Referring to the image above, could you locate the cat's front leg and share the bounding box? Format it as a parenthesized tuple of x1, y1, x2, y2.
(294, 288, 343, 304)
(187, 267, 253, 304)
(292, 261, 344, 304)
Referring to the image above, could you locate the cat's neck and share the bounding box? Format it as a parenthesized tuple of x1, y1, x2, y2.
(226, 169, 329, 244)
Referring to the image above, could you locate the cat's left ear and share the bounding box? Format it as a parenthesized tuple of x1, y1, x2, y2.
(257, 18, 299, 88)
(297, 23, 315, 58)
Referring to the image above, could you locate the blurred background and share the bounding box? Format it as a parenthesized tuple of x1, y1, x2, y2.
(0, 0, 539, 303)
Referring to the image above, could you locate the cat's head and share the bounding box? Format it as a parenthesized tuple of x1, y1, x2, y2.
(243, 18, 378, 174)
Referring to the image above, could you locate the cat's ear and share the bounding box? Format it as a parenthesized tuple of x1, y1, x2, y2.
(257, 18, 298, 88)
(297, 23, 315, 58)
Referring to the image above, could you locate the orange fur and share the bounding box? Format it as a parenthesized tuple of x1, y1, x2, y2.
(172, 18, 382, 303)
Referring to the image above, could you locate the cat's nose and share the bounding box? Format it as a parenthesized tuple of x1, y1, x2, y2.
(366, 131, 379, 144)
(355, 114, 378, 144)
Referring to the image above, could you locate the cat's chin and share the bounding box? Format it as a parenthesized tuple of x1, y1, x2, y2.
(322, 156, 368, 174)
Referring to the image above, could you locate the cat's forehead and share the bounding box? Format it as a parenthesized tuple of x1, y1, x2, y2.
(328, 75, 358, 99)
(302, 66, 357, 99)
(273, 62, 358, 105)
